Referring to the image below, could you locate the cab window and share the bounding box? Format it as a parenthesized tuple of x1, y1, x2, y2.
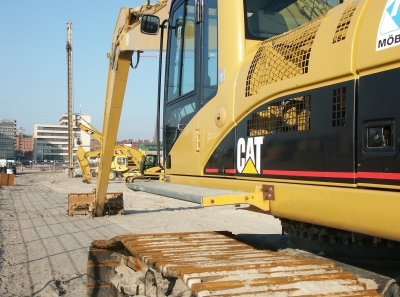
(244, 0, 341, 40)
(167, 0, 196, 102)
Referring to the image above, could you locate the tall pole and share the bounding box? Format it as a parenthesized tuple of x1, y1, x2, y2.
(66, 22, 73, 178)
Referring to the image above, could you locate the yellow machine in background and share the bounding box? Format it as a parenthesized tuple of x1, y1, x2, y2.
(89, 145, 161, 182)
(76, 122, 102, 147)
(110, 145, 161, 183)
(74, 122, 162, 183)
(75, 147, 130, 183)
(69, 117, 162, 215)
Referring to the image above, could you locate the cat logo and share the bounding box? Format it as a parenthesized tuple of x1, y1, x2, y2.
(237, 137, 264, 174)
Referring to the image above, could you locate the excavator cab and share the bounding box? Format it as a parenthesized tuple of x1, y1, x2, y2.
(114, 155, 129, 172)
(141, 154, 159, 173)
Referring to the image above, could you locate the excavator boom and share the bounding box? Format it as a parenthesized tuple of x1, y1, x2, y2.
(68, 1, 168, 218)
(95, 3, 168, 217)
(77, 122, 103, 144)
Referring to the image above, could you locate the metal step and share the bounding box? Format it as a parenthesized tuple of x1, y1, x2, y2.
(126, 180, 247, 204)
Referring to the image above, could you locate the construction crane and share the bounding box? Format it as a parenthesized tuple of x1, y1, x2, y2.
(66, 21, 73, 178)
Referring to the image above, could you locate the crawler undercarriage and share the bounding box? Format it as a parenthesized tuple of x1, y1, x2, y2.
(86, 231, 399, 297)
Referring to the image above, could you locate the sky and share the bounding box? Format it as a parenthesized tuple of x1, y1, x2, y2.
(0, 0, 162, 141)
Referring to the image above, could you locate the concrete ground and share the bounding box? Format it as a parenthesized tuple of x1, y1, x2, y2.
(0, 171, 283, 296)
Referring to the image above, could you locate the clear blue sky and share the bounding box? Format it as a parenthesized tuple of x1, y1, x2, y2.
(0, 0, 161, 141)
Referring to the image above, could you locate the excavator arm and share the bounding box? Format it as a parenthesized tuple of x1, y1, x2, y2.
(75, 147, 102, 184)
(75, 146, 92, 184)
(68, 1, 168, 217)
(76, 122, 103, 144)
(74, 123, 102, 184)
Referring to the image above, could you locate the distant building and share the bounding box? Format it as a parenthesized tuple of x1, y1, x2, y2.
(17, 127, 27, 134)
(116, 139, 154, 149)
(0, 119, 17, 159)
(114, 138, 162, 156)
(33, 113, 91, 162)
(14, 132, 33, 161)
(138, 142, 162, 155)
(118, 140, 137, 149)
(116, 139, 136, 147)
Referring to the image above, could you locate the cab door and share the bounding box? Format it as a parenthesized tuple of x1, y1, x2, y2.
(163, 0, 218, 175)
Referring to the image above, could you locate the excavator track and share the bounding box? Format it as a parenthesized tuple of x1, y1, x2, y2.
(87, 231, 383, 297)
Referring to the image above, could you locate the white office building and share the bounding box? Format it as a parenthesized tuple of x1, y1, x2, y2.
(33, 113, 91, 162)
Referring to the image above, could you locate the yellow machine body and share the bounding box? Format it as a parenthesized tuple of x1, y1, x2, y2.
(158, 0, 400, 243)
(69, 0, 400, 242)
(81, 1, 400, 295)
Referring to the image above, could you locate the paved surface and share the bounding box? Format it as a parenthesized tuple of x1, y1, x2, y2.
(0, 171, 282, 296)
(0, 171, 399, 296)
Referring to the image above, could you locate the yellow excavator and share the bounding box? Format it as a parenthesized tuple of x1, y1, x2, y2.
(75, 122, 136, 182)
(74, 122, 161, 183)
(75, 145, 161, 183)
(74, 146, 135, 183)
(72, 0, 400, 295)
(68, 121, 162, 215)
(107, 145, 162, 183)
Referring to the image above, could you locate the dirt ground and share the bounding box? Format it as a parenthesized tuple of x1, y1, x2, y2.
(0, 171, 284, 297)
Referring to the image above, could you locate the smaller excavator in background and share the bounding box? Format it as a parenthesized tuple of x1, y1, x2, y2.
(76, 122, 161, 182)
(75, 144, 161, 184)
(106, 145, 162, 183)
(68, 123, 162, 216)
(75, 147, 128, 183)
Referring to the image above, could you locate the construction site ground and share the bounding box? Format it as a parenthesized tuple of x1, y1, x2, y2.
(0, 170, 398, 296)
